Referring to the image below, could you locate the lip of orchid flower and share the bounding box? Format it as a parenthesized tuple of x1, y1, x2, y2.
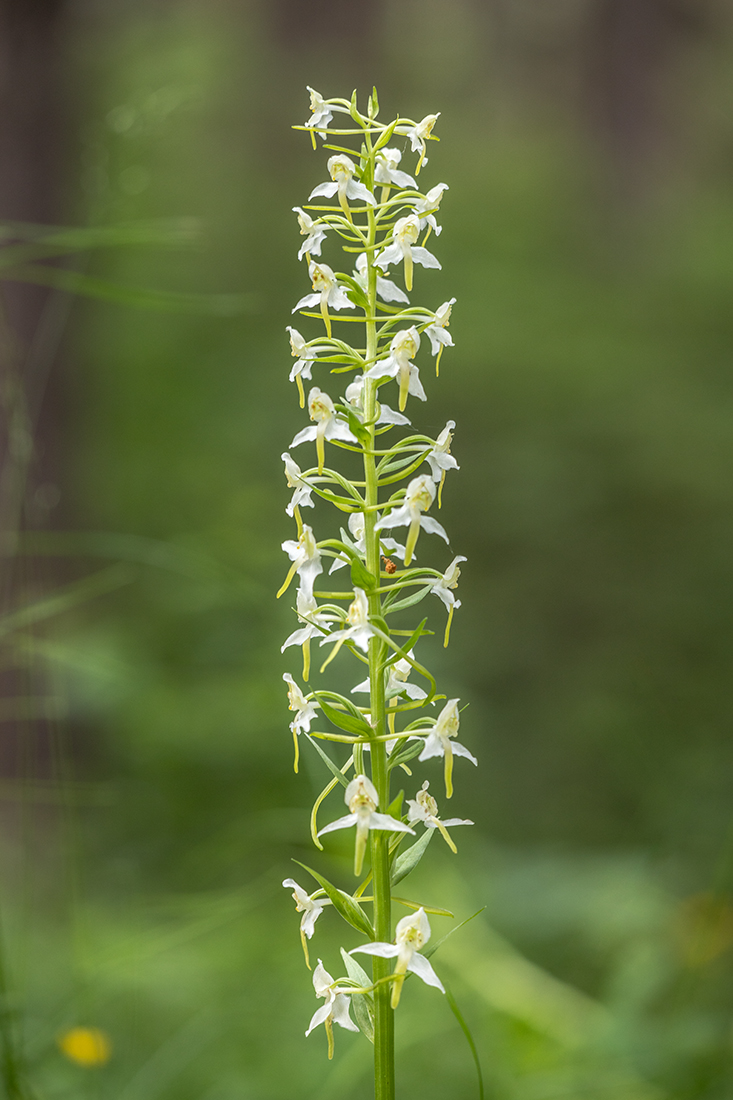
(318, 773, 414, 875)
(375, 474, 449, 565)
(364, 328, 426, 413)
(350, 906, 444, 1007)
(375, 215, 441, 293)
(431, 554, 467, 647)
(292, 261, 355, 338)
(289, 387, 358, 474)
(305, 960, 359, 1059)
(417, 698, 477, 798)
(406, 780, 473, 853)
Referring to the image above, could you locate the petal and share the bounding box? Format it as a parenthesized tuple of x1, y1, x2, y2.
(332, 993, 360, 1031)
(318, 813, 358, 837)
(308, 181, 338, 200)
(411, 246, 442, 270)
(407, 952, 445, 992)
(451, 741, 478, 765)
(351, 677, 370, 694)
(376, 277, 409, 304)
(305, 1004, 332, 1037)
(374, 243, 402, 269)
(292, 293, 320, 312)
(418, 731, 443, 761)
(368, 812, 415, 834)
(420, 516, 449, 543)
(440, 818, 474, 827)
(345, 180, 377, 205)
(350, 943, 401, 959)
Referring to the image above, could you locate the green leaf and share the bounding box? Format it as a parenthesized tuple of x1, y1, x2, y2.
(319, 699, 372, 738)
(445, 983, 484, 1100)
(369, 87, 379, 119)
(384, 584, 433, 614)
(350, 557, 377, 593)
(340, 948, 374, 1043)
(373, 119, 398, 152)
(388, 737, 425, 771)
(349, 88, 361, 124)
(345, 409, 371, 446)
(391, 829, 433, 886)
(294, 862, 374, 938)
(304, 735, 349, 788)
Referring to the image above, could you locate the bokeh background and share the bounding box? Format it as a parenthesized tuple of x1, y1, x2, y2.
(2, 1, 733, 1097)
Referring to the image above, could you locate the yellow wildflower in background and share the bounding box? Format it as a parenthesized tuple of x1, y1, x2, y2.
(58, 1026, 111, 1067)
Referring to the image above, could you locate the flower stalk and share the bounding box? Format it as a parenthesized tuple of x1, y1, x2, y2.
(279, 89, 476, 1100)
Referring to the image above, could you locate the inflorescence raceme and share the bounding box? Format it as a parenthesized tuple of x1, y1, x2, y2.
(279, 88, 476, 1074)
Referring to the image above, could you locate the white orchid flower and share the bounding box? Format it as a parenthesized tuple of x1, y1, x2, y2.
(426, 419, 459, 505)
(375, 214, 440, 293)
(329, 510, 411, 574)
(281, 588, 337, 681)
(374, 147, 417, 189)
(309, 154, 376, 221)
(305, 960, 358, 1059)
(319, 587, 375, 672)
(304, 87, 334, 143)
(290, 387, 358, 474)
(283, 671, 320, 772)
(286, 326, 332, 408)
(351, 907, 444, 1008)
(278, 523, 323, 600)
(281, 452, 314, 518)
(406, 780, 473, 854)
(424, 297, 456, 375)
(283, 878, 329, 967)
(418, 698, 477, 798)
(345, 373, 411, 428)
(414, 183, 449, 236)
(364, 328, 426, 413)
(395, 113, 440, 173)
(375, 474, 448, 566)
(354, 252, 409, 304)
(318, 773, 414, 875)
(293, 261, 354, 338)
(431, 555, 467, 647)
(293, 206, 328, 261)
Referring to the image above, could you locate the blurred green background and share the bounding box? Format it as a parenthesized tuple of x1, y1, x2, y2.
(3, 1, 733, 1098)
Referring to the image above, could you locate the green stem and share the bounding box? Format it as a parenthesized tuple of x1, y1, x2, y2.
(363, 132, 396, 1100)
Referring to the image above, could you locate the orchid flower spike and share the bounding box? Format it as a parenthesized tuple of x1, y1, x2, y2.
(283, 878, 329, 968)
(283, 672, 320, 772)
(426, 419, 459, 506)
(374, 147, 417, 190)
(318, 773, 413, 875)
(375, 474, 448, 566)
(293, 261, 354, 337)
(418, 698, 477, 798)
(281, 452, 314, 525)
(414, 183, 449, 237)
(375, 214, 440, 293)
(309, 154, 376, 221)
(290, 387, 358, 474)
(319, 587, 375, 673)
(281, 588, 337, 681)
(278, 523, 322, 600)
(364, 328, 425, 412)
(431, 555, 467, 647)
(304, 87, 335, 144)
(395, 113, 440, 173)
(351, 907, 444, 1008)
(406, 781, 473, 853)
(424, 298, 456, 375)
(354, 252, 409, 305)
(345, 373, 411, 428)
(293, 207, 328, 262)
(305, 960, 358, 1058)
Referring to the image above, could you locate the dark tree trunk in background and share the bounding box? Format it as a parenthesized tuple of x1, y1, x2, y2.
(0, 0, 69, 780)
(584, 0, 713, 199)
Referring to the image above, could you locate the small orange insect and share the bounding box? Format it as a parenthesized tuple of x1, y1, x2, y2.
(382, 556, 397, 574)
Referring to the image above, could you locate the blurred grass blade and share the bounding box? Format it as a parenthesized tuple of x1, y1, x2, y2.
(3, 264, 250, 314)
(305, 734, 350, 788)
(423, 907, 487, 960)
(0, 564, 134, 641)
(444, 982, 484, 1100)
(0, 218, 204, 269)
